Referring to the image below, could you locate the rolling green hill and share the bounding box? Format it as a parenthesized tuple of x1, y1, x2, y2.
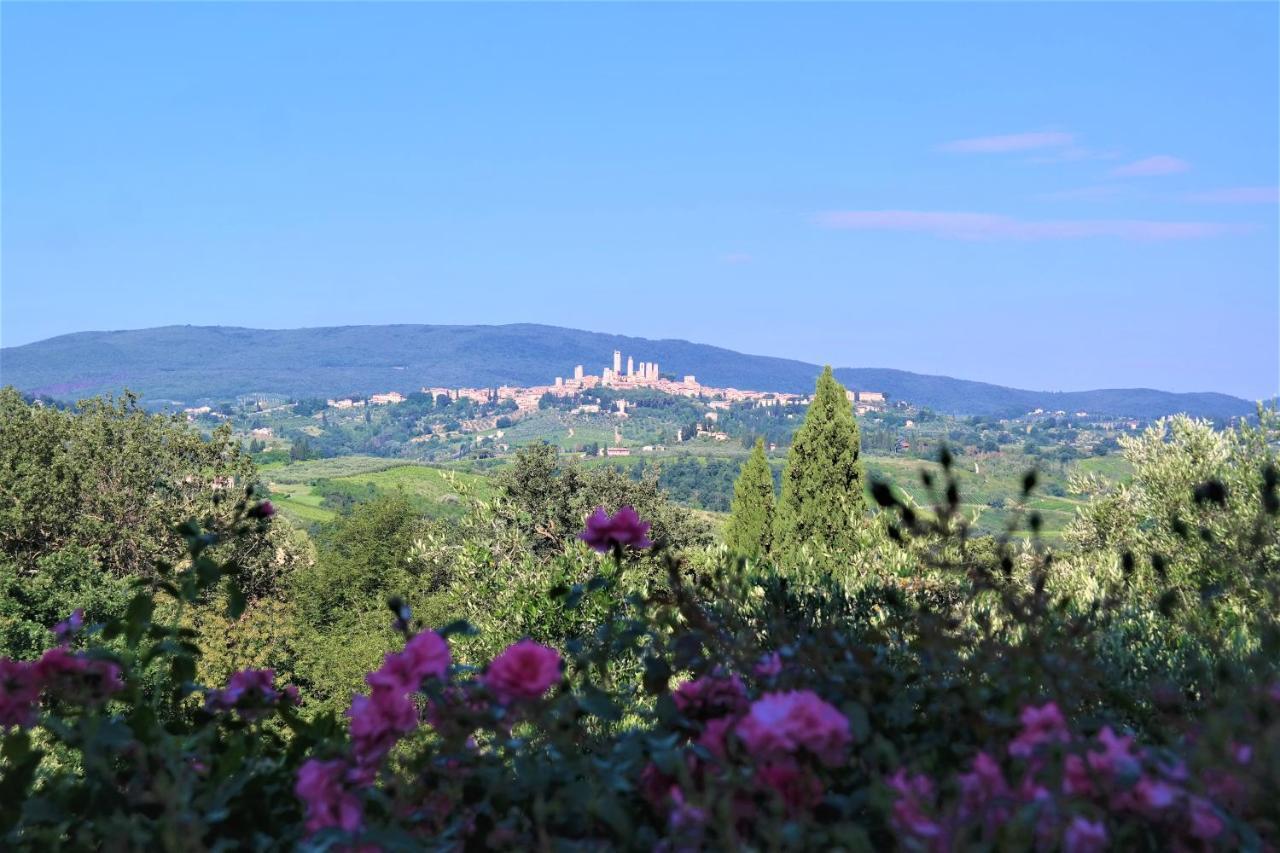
(0, 323, 1255, 419)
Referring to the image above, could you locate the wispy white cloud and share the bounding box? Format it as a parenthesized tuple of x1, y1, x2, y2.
(1111, 155, 1190, 177)
(817, 210, 1248, 241)
(938, 131, 1074, 153)
(1182, 186, 1279, 204)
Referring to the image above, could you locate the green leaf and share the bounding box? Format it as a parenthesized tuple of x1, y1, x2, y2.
(226, 578, 246, 620)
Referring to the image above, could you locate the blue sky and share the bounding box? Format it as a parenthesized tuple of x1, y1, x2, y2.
(2, 3, 1276, 399)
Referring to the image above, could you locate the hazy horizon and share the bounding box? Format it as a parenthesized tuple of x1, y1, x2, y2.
(3, 3, 1276, 398)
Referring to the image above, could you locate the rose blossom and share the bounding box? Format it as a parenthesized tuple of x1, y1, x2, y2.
(696, 716, 735, 762)
(0, 659, 42, 729)
(754, 652, 783, 678)
(34, 647, 123, 705)
(1188, 796, 1224, 840)
(205, 668, 299, 720)
(1086, 726, 1139, 779)
(295, 758, 363, 835)
(672, 672, 749, 721)
(1008, 701, 1070, 758)
(887, 769, 944, 840)
(957, 751, 1010, 824)
(735, 690, 851, 766)
(52, 609, 85, 645)
(366, 630, 451, 694)
(578, 506, 653, 552)
(483, 639, 562, 704)
(348, 688, 418, 768)
(756, 759, 824, 814)
(1062, 816, 1107, 853)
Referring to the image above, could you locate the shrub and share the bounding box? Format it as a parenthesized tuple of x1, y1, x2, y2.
(3, 459, 1278, 850)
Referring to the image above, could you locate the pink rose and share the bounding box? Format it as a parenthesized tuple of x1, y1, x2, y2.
(754, 652, 783, 678)
(1008, 702, 1070, 758)
(348, 688, 418, 768)
(1062, 816, 1107, 853)
(736, 690, 851, 766)
(52, 609, 85, 645)
(1062, 754, 1094, 797)
(367, 630, 451, 694)
(0, 659, 42, 729)
(578, 506, 653, 552)
(1086, 726, 1138, 778)
(887, 769, 944, 840)
(205, 668, 298, 720)
(957, 751, 1010, 823)
(1188, 796, 1224, 840)
(34, 647, 122, 706)
(672, 672, 749, 721)
(756, 759, 824, 814)
(483, 640, 562, 704)
(295, 758, 363, 836)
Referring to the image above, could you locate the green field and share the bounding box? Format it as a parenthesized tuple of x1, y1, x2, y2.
(259, 454, 413, 484)
(265, 459, 491, 526)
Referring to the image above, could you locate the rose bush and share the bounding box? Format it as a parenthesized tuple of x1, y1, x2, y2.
(1, 467, 1277, 850)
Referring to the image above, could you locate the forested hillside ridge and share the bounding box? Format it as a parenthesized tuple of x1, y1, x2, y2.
(1, 379, 1277, 850)
(0, 323, 1256, 418)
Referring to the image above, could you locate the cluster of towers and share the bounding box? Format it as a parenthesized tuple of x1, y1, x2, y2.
(602, 350, 659, 385)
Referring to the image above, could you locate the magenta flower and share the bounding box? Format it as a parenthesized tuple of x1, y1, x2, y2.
(957, 751, 1010, 824)
(34, 647, 122, 706)
(1130, 775, 1181, 814)
(483, 639, 562, 704)
(756, 759, 824, 814)
(578, 505, 653, 552)
(1188, 796, 1225, 840)
(248, 500, 276, 519)
(672, 672, 749, 721)
(696, 715, 735, 761)
(51, 609, 85, 645)
(1008, 701, 1070, 758)
(205, 668, 299, 720)
(887, 769, 944, 840)
(754, 651, 783, 678)
(1086, 726, 1138, 778)
(1062, 816, 1107, 853)
(1062, 754, 1094, 797)
(0, 659, 42, 729)
(366, 630, 451, 695)
(348, 688, 418, 769)
(735, 690, 851, 766)
(295, 758, 363, 836)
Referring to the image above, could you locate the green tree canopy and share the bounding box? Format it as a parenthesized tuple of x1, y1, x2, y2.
(724, 438, 776, 558)
(774, 367, 867, 561)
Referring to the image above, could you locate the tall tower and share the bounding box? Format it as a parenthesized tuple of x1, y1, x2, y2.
(627, 356, 634, 377)
(574, 365, 584, 381)
(613, 350, 622, 375)
(652, 362, 659, 380)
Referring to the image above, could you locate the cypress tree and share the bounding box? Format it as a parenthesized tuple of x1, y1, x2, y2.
(774, 366, 867, 558)
(724, 438, 776, 557)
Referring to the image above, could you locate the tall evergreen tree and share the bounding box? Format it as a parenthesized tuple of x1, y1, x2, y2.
(724, 438, 776, 557)
(774, 367, 867, 559)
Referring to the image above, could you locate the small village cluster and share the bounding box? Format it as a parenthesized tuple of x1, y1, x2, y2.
(323, 349, 887, 418)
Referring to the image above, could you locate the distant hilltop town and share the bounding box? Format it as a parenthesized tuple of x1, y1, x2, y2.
(324, 348, 887, 416)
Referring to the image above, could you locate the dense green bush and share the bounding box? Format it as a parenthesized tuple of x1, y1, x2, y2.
(2, 455, 1277, 849)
